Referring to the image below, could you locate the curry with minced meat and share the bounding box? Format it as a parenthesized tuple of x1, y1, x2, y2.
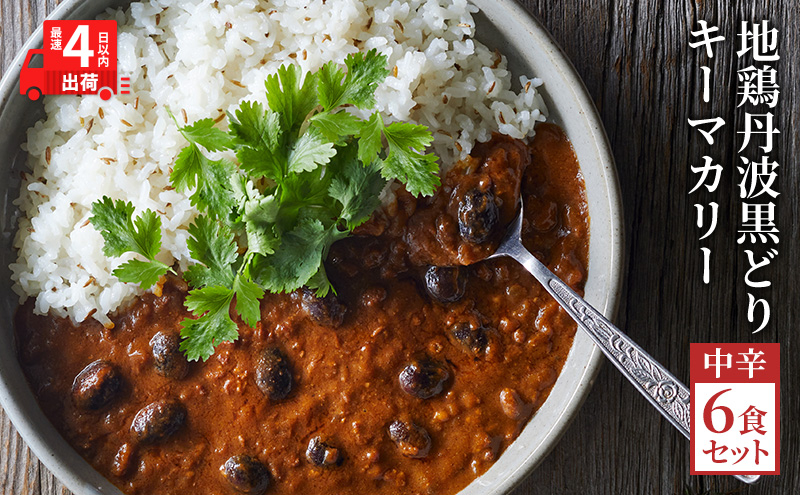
(15, 123, 588, 495)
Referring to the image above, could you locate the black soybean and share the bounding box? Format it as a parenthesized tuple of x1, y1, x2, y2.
(150, 331, 189, 380)
(131, 400, 186, 443)
(222, 455, 271, 495)
(424, 266, 466, 303)
(450, 322, 489, 356)
(306, 437, 342, 467)
(300, 287, 347, 327)
(398, 358, 449, 399)
(255, 347, 293, 401)
(458, 187, 500, 244)
(388, 420, 431, 459)
(71, 360, 122, 410)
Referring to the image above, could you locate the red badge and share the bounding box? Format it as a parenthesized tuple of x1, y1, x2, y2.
(690, 343, 780, 475)
(20, 20, 121, 101)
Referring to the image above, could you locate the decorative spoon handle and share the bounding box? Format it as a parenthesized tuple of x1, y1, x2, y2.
(490, 214, 759, 485)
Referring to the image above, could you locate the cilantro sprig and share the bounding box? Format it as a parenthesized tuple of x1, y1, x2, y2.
(89, 198, 173, 288)
(90, 49, 439, 360)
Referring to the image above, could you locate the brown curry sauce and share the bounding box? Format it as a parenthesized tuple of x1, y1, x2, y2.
(15, 123, 589, 495)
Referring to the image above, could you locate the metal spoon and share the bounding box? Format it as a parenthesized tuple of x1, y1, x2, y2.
(488, 203, 760, 485)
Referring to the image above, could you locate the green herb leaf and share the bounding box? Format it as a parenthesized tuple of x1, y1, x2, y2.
(139, 50, 444, 361)
(252, 217, 346, 294)
(233, 275, 264, 328)
(243, 192, 281, 226)
(113, 259, 171, 288)
(229, 101, 286, 181)
(229, 101, 282, 150)
(264, 64, 318, 136)
(318, 49, 389, 110)
(171, 143, 236, 217)
(236, 146, 286, 183)
(380, 121, 440, 196)
(306, 263, 333, 297)
(184, 215, 238, 288)
(287, 129, 337, 174)
(179, 286, 238, 361)
(328, 143, 387, 230)
(357, 111, 385, 166)
(317, 61, 347, 111)
(90, 197, 170, 288)
(178, 117, 234, 152)
(90, 197, 159, 258)
(310, 110, 362, 143)
(242, 191, 282, 256)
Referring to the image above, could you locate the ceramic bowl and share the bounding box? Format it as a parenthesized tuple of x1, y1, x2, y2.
(0, 0, 624, 493)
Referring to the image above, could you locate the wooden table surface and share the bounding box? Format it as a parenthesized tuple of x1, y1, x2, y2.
(1, 0, 797, 494)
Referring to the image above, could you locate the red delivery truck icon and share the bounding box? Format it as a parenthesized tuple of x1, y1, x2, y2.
(20, 20, 127, 101)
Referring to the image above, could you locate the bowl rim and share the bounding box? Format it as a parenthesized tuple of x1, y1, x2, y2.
(0, 1, 625, 494)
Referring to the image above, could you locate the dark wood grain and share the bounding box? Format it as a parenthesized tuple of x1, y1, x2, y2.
(1, 1, 797, 494)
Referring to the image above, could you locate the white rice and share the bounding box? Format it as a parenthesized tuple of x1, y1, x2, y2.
(11, 0, 547, 326)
